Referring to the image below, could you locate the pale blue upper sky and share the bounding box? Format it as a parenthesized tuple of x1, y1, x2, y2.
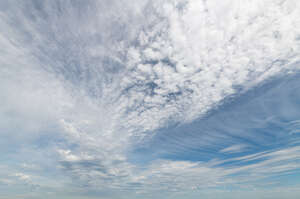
(1, 0, 300, 199)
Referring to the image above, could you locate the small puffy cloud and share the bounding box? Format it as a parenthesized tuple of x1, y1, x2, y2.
(15, 173, 31, 181)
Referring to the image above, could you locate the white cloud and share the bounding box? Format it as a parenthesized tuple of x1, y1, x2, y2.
(1, 0, 300, 197)
(15, 173, 31, 181)
(220, 144, 249, 153)
(123, 0, 300, 130)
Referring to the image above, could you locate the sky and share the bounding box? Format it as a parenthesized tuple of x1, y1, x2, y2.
(1, 0, 300, 199)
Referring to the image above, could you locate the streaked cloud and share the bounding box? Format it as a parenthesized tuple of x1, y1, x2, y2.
(220, 144, 249, 154)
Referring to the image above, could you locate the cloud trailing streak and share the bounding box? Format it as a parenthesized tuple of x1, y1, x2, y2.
(0, 0, 300, 198)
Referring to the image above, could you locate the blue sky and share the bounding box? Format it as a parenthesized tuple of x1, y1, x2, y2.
(1, 0, 300, 199)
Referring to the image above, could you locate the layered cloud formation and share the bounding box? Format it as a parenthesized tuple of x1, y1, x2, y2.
(1, 0, 300, 198)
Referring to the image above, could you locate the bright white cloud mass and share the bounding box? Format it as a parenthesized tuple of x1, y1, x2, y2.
(1, 0, 300, 199)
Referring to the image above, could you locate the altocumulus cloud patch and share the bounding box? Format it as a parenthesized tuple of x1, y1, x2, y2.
(1, 0, 300, 199)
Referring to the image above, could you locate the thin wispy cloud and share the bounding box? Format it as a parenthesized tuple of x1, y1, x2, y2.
(220, 144, 249, 154)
